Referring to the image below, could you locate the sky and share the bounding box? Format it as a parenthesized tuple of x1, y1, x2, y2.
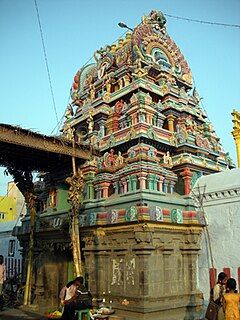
(0, 0, 239, 195)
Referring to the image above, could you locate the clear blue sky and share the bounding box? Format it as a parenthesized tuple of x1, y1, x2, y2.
(0, 0, 239, 195)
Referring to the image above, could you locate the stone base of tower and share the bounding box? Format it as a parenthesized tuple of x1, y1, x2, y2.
(83, 223, 204, 320)
(113, 293, 205, 320)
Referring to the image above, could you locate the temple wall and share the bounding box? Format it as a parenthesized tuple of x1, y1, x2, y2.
(83, 223, 204, 320)
(193, 168, 240, 309)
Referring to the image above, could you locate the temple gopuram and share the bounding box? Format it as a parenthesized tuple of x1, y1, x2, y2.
(14, 10, 235, 320)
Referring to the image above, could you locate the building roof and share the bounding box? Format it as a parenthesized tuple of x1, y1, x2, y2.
(0, 123, 92, 172)
(193, 168, 240, 194)
(0, 220, 20, 232)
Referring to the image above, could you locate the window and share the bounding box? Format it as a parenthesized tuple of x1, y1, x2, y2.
(0, 212, 5, 219)
(8, 240, 15, 257)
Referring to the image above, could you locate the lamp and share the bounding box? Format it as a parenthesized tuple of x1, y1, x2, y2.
(118, 22, 133, 32)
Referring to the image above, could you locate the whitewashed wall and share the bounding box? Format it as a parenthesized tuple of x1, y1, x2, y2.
(192, 168, 240, 308)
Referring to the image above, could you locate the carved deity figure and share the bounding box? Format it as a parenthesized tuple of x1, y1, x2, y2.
(185, 115, 196, 134)
(123, 74, 131, 86)
(89, 83, 95, 100)
(193, 87, 203, 104)
(86, 156, 97, 167)
(175, 123, 188, 144)
(118, 77, 124, 89)
(163, 151, 173, 166)
(87, 112, 94, 133)
(64, 104, 73, 119)
(116, 151, 124, 166)
(63, 125, 75, 141)
(103, 149, 117, 167)
(71, 93, 83, 108)
(142, 10, 167, 28)
(132, 58, 149, 78)
(115, 99, 124, 115)
(104, 73, 112, 93)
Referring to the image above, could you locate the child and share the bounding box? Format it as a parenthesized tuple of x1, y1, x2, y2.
(223, 278, 240, 320)
(213, 272, 228, 320)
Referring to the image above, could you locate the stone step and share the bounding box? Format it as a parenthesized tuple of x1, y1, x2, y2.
(109, 315, 125, 320)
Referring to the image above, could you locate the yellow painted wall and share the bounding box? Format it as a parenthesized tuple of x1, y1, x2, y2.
(0, 196, 16, 222)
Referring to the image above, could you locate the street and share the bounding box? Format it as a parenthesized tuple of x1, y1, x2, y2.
(0, 306, 45, 319)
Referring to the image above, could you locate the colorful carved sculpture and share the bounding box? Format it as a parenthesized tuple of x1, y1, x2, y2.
(62, 9, 234, 225)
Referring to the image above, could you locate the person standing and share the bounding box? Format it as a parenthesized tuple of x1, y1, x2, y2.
(223, 278, 240, 320)
(213, 272, 228, 320)
(0, 255, 6, 295)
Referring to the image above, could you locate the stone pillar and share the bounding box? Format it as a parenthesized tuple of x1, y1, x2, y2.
(119, 181, 124, 194)
(95, 185, 102, 199)
(147, 174, 155, 190)
(131, 174, 138, 191)
(126, 176, 132, 192)
(112, 115, 120, 132)
(157, 117, 164, 128)
(121, 178, 128, 193)
(169, 181, 175, 195)
(137, 172, 148, 189)
(113, 182, 119, 195)
(162, 245, 174, 295)
(132, 113, 138, 125)
(84, 172, 95, 200)
(98, 120, 105, 137)
(149, 114, 153, 125)
(180, 168, 194, 195)
(158, 177, 164, 192)
(167, 114, 176, 132)
(181, 249, 199, 292)
(163, 180, 169, 193)
(153, 176, 159, 191)
(146, 113, 151, 124)
(101, 182, 110, 198)
(85, 181, 94, 200)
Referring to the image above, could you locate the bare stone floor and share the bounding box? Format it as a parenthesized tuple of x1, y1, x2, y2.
(0, 307, 45, 319)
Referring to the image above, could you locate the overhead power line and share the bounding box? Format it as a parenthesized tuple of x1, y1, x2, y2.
(34, 0, 59, 125)
(164, 13, 240, 28)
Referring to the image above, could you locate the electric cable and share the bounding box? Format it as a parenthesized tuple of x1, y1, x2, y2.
(164, 13, 240, 28)
(34, 0, 59, 125)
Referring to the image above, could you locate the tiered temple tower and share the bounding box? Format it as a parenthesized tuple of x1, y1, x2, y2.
(30, 10, 234, 320)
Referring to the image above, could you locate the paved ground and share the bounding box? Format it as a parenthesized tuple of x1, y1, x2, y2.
(0, 306, 46, 319)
